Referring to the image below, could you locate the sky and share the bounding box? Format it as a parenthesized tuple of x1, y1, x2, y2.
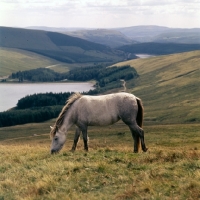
(1, 0, 200, 29)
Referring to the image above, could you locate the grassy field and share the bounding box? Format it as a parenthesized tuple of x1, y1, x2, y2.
(0, 121, 200, 200)
(113, 51, 200, 124)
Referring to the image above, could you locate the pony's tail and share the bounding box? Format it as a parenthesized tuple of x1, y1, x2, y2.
(136, 97, 143, 128)
(136, 97, 144, 150)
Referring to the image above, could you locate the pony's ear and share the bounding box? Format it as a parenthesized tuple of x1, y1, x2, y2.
(50, 126, 53, 130)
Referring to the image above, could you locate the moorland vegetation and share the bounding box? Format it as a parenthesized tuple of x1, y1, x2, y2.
(0, 121, 199, 199)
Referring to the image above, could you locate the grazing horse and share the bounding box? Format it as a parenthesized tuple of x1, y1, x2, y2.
(50, 92, 148, 154)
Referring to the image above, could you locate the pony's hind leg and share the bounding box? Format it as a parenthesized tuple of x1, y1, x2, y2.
(82, 128, 89, 151)
(71, 127, 81, 152)
(128, 123, 148, 153)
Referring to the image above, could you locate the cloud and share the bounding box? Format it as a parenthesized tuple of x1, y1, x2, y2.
(1, 0, 199, 15)
(0, 0, 199, 28)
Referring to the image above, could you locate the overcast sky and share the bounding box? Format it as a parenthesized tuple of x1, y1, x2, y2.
(1, 0, 200, 29)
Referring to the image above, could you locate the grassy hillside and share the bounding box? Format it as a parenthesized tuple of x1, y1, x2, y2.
(0, 48, 71, 77)
(0, 26, 125, 64)
(0, 121, 199, 199)
(113, 51, 200, 124)
(0, 47, 105, 76)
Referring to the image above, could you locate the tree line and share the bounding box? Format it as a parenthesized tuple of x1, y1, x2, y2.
(10, 65, 138, 83)
(17, 92, 72, 109)
(10, 68, 66, 82)
(0, 106, 62, 127)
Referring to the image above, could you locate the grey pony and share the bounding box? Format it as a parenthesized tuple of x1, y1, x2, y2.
(50, 92, 148, 154)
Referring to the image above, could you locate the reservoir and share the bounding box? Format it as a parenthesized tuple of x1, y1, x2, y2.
(0, 82, 94, 112)
(136, 54, 155, 58)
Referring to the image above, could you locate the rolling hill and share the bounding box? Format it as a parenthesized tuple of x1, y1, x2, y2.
(116, 25, 200, 43)
(0, 26, 125, 64)
(112, 50, 200, 124)
(115, 25, 170, 42)
(0, 47, 70, 77)
(153, 31, 200, 44)
(64, 29, 135, 48)
(25, 25, 200, 48)
(117, 42, 200, 55)
(27, 26, 136, 48)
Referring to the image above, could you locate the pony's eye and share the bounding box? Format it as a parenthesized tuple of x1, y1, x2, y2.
(54, 137, 58, 141)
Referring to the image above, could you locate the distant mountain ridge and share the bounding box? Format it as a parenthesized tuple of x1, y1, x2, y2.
(63, 29, 136, 48)
(115, 25, 200, 43)
(0, 26, 125, 63)
(118, 42, 200, 55)
(26, 25, 200, 46)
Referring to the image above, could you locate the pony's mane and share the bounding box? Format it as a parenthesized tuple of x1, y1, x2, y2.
(50, 92, 82, 138)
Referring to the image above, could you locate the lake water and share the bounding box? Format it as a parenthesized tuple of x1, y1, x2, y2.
(0, 82, 94, 112)
(135, 54, 155, 58)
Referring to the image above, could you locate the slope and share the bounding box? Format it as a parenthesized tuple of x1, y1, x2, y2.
(113, 51, 200, 123)
(0, 47, 71, 77)
(0, 26, 125, 64)
(64, 29, 135, 48)
(117, 42, 200, 55)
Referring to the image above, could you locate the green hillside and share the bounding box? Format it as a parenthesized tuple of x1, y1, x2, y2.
(0, 47, 70, 77)
(0, 27, 125, 64)
(113, 51, 200, 124)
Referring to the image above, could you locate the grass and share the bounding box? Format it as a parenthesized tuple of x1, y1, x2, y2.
(0, 121, 200, 199)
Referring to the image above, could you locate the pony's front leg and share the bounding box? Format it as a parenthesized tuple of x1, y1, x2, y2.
(71, 127, 81, 152)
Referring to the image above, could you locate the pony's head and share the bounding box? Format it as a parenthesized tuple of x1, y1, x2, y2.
(49, 92, 82, 154)
(50, 126, 66, 154)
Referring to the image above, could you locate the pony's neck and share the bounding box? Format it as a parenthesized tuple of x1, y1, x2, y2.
(59, 113, 74, 134)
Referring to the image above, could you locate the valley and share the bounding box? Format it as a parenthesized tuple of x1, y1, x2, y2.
(0, 25, 200, 200)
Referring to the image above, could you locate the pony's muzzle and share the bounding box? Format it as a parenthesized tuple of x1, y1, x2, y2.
(51, 149, 58, 154)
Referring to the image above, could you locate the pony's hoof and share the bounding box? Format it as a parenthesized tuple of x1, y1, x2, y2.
(134, 150, 138, 153)
(143, 148, 148, 152)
